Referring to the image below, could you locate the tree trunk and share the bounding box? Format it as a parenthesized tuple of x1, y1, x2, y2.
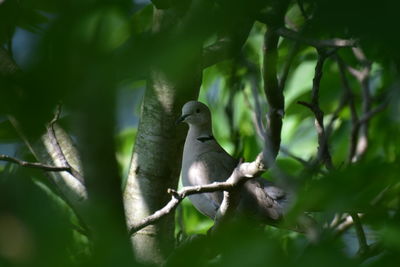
(123, 8, 203, 264)
(124, 62, 202, 265)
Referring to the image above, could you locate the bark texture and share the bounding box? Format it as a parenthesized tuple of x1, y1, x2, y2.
(124, 69, 201, 263)
(262, 0, 290, 164)
(40, 124, 87, 206)
(123, 7, 203, 263)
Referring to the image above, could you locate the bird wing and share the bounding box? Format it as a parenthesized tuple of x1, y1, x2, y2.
(184, 137, 287, 221)
(255, 178, 286, 200)
(191, 149, 238, 204)
(196, 149, 238, 181)
(240, 178, 286, 221)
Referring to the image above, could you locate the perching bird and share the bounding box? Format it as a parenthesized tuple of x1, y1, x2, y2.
(177, 100, 290, 223)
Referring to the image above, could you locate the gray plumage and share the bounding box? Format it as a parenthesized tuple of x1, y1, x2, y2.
(179, 101, 289, 223)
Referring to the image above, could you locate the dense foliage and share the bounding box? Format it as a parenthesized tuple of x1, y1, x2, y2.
(1, 0, 400, 266)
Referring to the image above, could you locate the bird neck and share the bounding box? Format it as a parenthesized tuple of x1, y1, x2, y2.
(188, 123, 213, 139)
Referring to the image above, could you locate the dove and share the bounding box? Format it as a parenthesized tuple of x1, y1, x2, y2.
(177, 100, 290, 223)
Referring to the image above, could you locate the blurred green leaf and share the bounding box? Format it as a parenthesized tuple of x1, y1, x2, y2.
(76, 7, 131, 52)
(0, 119, 18, 142)
(1, 0, 400, 265)
(130, 4, 153, 34)
(115, 127, 136, 188)
(291, 160, 399, 215)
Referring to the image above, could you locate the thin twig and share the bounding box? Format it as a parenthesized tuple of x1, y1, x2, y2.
(352, 47, 370, 65)
(275, 27, 357, 49)
(1, 45, 89, 235)
(280, 146, 310, 166)
(325, 92, 348, 138)
(224, 61, 240, 156)
(336, 55, 359, 162)
(250, 75, 267, 137)
(0, 154, 71, 172)
(7, 116, 39, 159)
(350, 212, 369, 255)
(329, 213, 344, 229)
(324, 49, 386, 260)
(3, 108, 73, 176)
(242, 87, 265, 141)
(334, 214, 353, 235)
(338, 50, 387, 162)
(240, 54, 267, 139)
(357, 102, 388, 125)
(298, 49, 333, 169)
(352, 48, 372, 160)
(214, 154, 266, 225)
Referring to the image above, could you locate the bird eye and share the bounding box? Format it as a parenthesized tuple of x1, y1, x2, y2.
(196, 108, 200, 113)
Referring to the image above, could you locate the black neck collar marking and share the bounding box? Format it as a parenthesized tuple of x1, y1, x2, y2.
(196, 135, 214, 143)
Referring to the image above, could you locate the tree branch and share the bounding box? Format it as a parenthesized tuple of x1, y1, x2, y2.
(336, 55, 359, 162)
(275, 27, 357, 49)
(242, 82, 267, 142)
(350, 212, 369, 255)
(337, 52, 388, 162)
(279, 40, 301, 91)
(298, 49, 334, 169)
(333, 213, 356, 236)
(357, 102, 388, 125)
(259, 0, 291, 167)
(129, 153, 265, 236)
(0, 154, 71, 172)
(263, 29, 284, 165)
(280, 146, 311, 168)
(242, 59, 266, 139)
(325, 92, 348, 138)
(1, 42, 90, 237)
(1, 46, 84, 185)
(46, 105, 84, 183)
(351, 47, 372, 160)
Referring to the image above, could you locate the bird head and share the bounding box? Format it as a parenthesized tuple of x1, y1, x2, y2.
(176, 101, 212, 126)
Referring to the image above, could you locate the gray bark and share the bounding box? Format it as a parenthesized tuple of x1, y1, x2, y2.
(124, 68, 201, 264)
(40, 124, 87, 207)
(123, 7, 203, 261)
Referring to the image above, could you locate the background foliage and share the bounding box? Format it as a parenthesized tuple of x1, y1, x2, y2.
(1, 0, 400, 266)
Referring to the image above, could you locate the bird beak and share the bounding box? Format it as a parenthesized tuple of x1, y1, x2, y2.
(176, 114, 190, 125)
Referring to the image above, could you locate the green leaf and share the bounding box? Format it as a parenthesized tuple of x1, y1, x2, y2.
(0, 119, 19, 142)
(285, 59, 316, 108)
(116, 127, 136, 188)
(130, 4, 153, 34)
(291, 160, 399, 215)
(76, 7, 131, 52)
